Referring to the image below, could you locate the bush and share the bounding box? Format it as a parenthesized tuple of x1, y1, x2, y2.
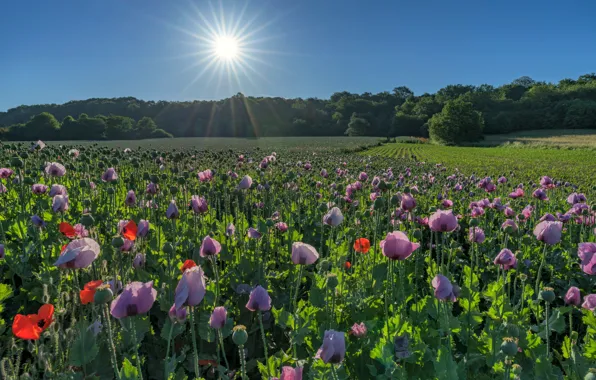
(429, 99, 484, 145)
(150, 128, 173, 138)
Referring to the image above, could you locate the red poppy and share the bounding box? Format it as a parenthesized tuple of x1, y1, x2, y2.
(12, 304, 54, 340)
(59, 222, 76, 239)
(180, 259, 197, 272)
(122, 220, 137, 241)
(353, 238, 370, 254)
(199, 359, 218, 366)
(80, 280, 103, 305)
(344, 261, 352, 269)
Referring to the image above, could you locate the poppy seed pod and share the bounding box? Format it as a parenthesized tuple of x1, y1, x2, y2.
(326, 273, 339, 289)
(232, 325, 248, 345)
(500, 338, 518, 356)
(94, 286, 113, 304)
(540, 288, 556, 303)
(111, 236, 125, 248)
(163, 242, 174, 254)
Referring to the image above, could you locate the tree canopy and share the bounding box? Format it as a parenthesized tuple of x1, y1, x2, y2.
(1, 73, 596, 142)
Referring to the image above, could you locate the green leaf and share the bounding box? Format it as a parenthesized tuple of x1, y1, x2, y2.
(69, 321, 99, 366)
(160, 319, 186, 341)
(120, 358, 139, 380)
(272, 307, 294, 330)
(0, 283, 13, 302)
(434, 346, 458, 380)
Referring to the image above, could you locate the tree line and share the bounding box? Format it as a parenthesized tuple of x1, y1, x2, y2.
(1, 73, 596, 143)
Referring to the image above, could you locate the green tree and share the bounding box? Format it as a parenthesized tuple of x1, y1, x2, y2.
(136, 116, 157, 138)
(344, 113, 370, 136)
(25, 112, 60, 140)
(428, 99, 484, 145)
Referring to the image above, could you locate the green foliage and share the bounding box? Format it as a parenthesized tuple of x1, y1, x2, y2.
(429, 98, 484, 145)
(345, 113, 370, 136)
(69, 321, 99, 366)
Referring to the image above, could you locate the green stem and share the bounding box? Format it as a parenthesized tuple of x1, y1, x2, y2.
(258, 311, 269, 374)
(218, 329, 230, 369)
(190, 307, 201, 379)
(545, 302, 550, 360)
(103, 305, 121, 380)
(164, 321, 174, 378)
(534, 244, 548, 296)
(238, 345, 247, 380)
(130, 318, 144, 380)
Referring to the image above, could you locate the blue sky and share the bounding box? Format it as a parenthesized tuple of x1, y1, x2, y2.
(1, 0, 596, 111)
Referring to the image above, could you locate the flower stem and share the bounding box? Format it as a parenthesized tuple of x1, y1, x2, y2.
(258, 311, 269, 375)
(534, 244, 548, 296)
(130, 318, 144, 380)
(218, 329, 230, 369)
(164, 321, 174, 379)
(190, 307, 201, 379)
(102, 305, 121, 380)
(238, 345, 247, 380)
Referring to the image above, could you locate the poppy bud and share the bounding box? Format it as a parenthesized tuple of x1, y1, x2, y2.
(429, 206, 437, 213)
(94, 286, 113, 304)
(150, 175, 159, 183)
(111, 236, 124, 248)
(142, 172, 150, 181)
(413, 229, 422, 240)
(266, 219, 274, 227)
(80, 214, 95, 228)
(82, 199, 91, 207)
(23, 177, 34, 185)
(500, 337, 518, 356)
(10, 156, 24, 168)
(20, 152, 30, 159)
(592, 205, 596, 212)
(403, 186, 411, 194)
(512, 365, 522, 375)
(571, 331, 579, 341)
(161, 173, 168, 181)
(318, 203, 328, 212)
(163, 242, 174, 254)
(539, 288, 555, 303)
(107, 187, 115, 195)
(390, 195, 400, 206)
(522, 235, 533, 245)
(177, 176, 186, 185)
(503, 225, 516, 235)
(319, 259, 332, 272)
(469, 218, 479, 227)
(374, 197, 385, 209)
(326, 273, 338, 289)
(232, 325, 248, 345)
(169, 186, 178, 195)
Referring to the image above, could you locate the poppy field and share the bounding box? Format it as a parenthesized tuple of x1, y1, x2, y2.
(1, 139, 596, 380)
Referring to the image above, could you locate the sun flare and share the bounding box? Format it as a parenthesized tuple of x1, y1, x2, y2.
(214, 36, 239, 60)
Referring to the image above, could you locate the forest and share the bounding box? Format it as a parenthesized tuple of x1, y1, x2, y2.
(1, 73, 596, 142)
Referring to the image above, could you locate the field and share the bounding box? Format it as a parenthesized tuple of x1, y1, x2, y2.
(481, 130, 596, 148)
(367, 142, 596, 187)
(0, 137, 596, 380)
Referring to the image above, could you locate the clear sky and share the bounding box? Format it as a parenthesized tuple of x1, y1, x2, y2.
(1, 0, 596, 111)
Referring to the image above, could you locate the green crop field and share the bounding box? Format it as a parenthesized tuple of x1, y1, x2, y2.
(481, 129, 596, 147)
(364, 142, 596, 187)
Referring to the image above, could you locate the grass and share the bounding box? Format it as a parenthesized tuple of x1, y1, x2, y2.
(364, 142, 596, 188)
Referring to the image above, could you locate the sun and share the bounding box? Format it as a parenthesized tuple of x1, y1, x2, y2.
(214, 36, 239, 60)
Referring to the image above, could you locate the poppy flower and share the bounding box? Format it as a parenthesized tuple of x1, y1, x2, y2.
(59, 222, 76, 239)
(209, 306, 227, 329)
(110, 281, 157, 319)
(12, 304, 54, 340)
(122, 220, 137, 241)
(316, 330, 346, 364)
(344, 261, 351, 269)
(246, 285, 271, 311)
(180, 259, 197, 272)
(353, 238, 370, 254)
(565, 286, 581, 306)
(54, 238, 100, 269)
(45, 162, 66, 177)
(291, 242, 319, 265)
(175, 266, 206, 310)
(429, 210, 458, 232)
(80, 280, 103, 305)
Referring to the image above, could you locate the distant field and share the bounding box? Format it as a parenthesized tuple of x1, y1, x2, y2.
(365, 142, 596, 187)
(7, 136, 381, 152)
(480, 129, 596, 147)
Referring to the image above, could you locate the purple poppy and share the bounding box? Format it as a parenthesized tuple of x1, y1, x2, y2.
(238, 175, 252, 190)
(509, 188, 524, 199)
(246, 285, 271, 311)
(132, 253, 146, 269)
(0, 244, 4, 260)
(48, 184, 67, 197)
(275, 222, 288, 232)
(31, 184, 48, 195)
(532, 188, 549, 201)
(169, 304, 187, 323)
(380, 231, 419, 260)
(564, 286, 581, 306)
(539, 213, 557, 222)
(358, 172, 368, 181)
(146, 182, 158, 194)
(31, 214, 46, 227)
(468, 227, 485, 243)
(247, 227, 262, 239)
(501, 219, 518, 233)
(54, 238, 100, 269)
(110, 281, 157, 319)
(578, 243, 596, 275)
(432, 274, 457, 302)
(120, 239, 134, 252)
(190, 195, 208, 214)
(401, 194, 416, 211)
(226, 223, 235, 237)
(200, 236, 221, 257)
(125, 190, 136, 207)
(175, 266, 206, 310)
(582, 294, 596, 311)
(45, 162, 66, 177)
(166, 200, 179, 219)
(52, 195, 69, 213)
(0, 168, 14, 178)
(567, 192, 587, 205)
(350, 322, 367, 338)
(276, 366, 303, 380)
(494, 249, 517, 270)
(316, 330, 345, 364)
(429, 210, 458, 232)
(137, 220, 149, 238)
(291, 242, 319, 265)
(101, 168, 118, 182)
(323, 207, 344, 227)
(209, 306, 227, 329)
(533, 221, 563, 245)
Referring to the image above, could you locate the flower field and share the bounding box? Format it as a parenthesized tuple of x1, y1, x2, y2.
(0, 138, 596, 380)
